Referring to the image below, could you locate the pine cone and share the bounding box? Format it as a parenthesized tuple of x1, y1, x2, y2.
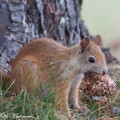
(81, 72, 116, 97)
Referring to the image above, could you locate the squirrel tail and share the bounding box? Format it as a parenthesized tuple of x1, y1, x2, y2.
(0, 70, 11, 90)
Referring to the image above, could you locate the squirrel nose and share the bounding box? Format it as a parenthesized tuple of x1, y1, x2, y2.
(102, 69, 108, 75)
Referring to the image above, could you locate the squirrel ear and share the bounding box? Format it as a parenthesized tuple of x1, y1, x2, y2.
(80, 36, 91, 53)
(93, 35, 102, 46)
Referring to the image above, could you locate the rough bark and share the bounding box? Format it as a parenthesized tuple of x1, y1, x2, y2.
(0, 0, 90, 72)
(0, 0, 117, 73)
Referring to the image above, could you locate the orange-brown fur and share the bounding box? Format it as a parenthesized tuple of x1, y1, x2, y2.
(0, 36, 107, 118)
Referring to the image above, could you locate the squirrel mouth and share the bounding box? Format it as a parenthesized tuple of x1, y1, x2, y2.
(85, 71, 100, 75)
(85, 71, 106, 76)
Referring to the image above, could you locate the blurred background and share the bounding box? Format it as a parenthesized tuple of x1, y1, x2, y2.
(82, 0, 120, 60)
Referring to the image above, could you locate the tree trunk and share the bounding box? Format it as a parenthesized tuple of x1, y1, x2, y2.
(0, 0, 90, 72)
(0, 0, 117, 73)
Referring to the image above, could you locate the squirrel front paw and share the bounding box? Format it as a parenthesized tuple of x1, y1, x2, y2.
(71, 104, 89, 115)
(78, 105, 89, 114)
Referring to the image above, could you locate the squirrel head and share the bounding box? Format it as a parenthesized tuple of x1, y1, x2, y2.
(78, 35, 107, 75)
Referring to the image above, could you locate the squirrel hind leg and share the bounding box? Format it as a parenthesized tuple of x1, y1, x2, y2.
(11, 57, 40, 93)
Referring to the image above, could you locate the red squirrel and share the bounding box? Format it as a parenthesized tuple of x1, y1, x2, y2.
(0, 35, 107, 118)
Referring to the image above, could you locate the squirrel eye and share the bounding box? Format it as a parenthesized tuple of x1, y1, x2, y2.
(88, 57, 95, 63)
